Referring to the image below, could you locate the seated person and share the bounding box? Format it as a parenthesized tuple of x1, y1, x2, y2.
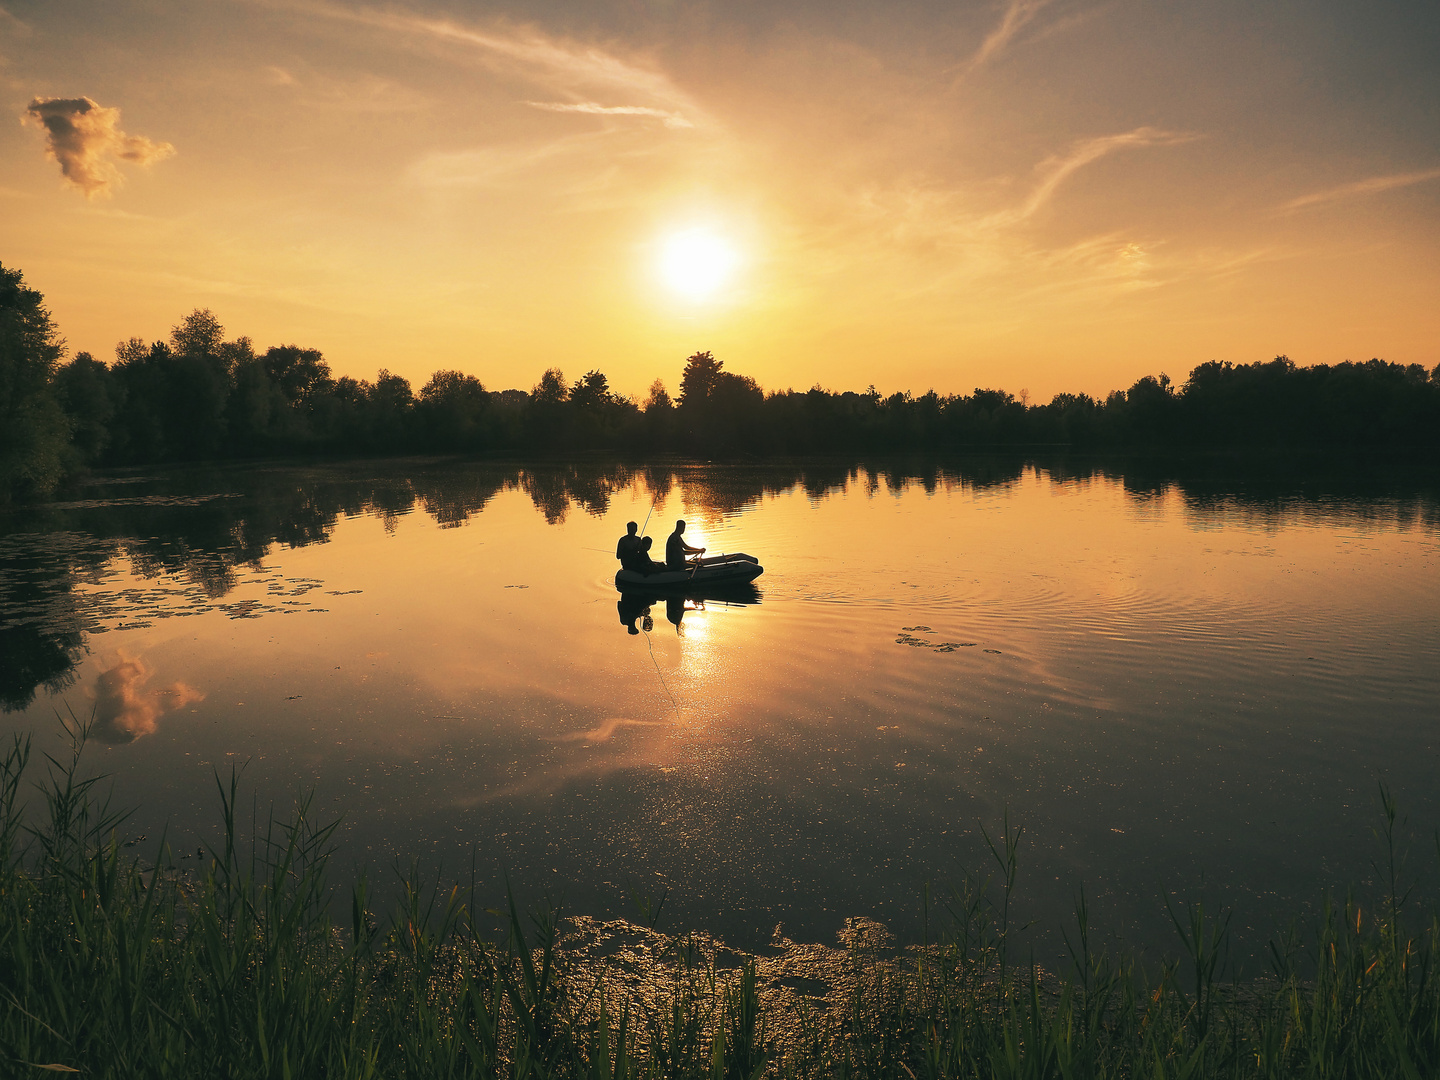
(665, 519, 705, 570)
(616, 522, 643, 571)
(639, 536, 666, 574)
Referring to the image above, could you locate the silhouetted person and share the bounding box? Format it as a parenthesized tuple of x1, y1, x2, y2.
(616, 521, 642, 571)
(638, 536, 665, 574)
(665, 519, 704, 571)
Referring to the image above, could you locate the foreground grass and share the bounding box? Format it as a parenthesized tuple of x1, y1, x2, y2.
(2, 730, 1439, 1078)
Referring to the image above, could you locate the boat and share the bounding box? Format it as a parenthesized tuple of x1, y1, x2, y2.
(614, 552, 764, 591)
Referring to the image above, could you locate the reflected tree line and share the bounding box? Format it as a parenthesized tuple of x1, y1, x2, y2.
(3, 456, 1438, 716)
(5, 260, 1440, 505)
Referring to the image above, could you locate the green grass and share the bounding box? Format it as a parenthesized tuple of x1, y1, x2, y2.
(2, 724, 1439, 1078)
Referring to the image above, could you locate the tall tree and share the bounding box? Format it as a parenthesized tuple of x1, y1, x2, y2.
(369, 369, 415, 451)
(643, 379, 672, 412)
(570, 370, 611, 409)
(109, 337, 172, 462)
(678, 351, 722, 406)
(531, 368, 568, 406)
(0, 262, 73, 503)
(417, 370, 489, 450)
(54, 350, 121, 463)
(164, 309, 241, 459)
(263, 345, 333, 406)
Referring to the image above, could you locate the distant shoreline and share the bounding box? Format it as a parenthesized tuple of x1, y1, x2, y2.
(4, 257, 1439, 504)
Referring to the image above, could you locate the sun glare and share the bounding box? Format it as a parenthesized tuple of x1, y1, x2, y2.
(657, 228, 740, 300)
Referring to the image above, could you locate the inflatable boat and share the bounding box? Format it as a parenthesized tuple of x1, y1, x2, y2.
(614, 552, 763, 591)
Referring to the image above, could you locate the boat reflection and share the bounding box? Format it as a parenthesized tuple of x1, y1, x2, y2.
(617, 583, 762, 636)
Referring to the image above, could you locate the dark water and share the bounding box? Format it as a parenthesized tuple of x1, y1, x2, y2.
(3, 456, 1438, 963)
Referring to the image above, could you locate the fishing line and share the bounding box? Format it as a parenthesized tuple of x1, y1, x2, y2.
(643, 617, 679, 713)
(631, 488, 678, 715)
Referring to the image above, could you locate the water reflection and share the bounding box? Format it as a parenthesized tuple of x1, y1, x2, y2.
(617, 592, 653, 635)
(2, 453, 1438, 957)
(90, 656, 203, 743)
(2, 455, 1436, 714)
(618, 584, 762, 636)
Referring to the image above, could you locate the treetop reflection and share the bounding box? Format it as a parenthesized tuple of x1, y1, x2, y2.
(2, 456, 1437, 713)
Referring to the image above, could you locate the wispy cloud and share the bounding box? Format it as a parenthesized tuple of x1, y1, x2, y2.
(1002, 126, 1197, 223)
(816, 125, 1224, 312)
(406, 131, 614, 189)
(1029, 233, 1282, 297)
(525, 100, 693, 129)
(22, 96, 175, 198)
(840, 127, 1197, 258)
(1280, 167, 1440, 213)
(0, 5, 32, 36)
(971, 0, 1050, 69)
(262, 64, 430, 113)
(273, 0, 704, 119)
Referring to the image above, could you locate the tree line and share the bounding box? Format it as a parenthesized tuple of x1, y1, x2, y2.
(4, 260, 1438, 503)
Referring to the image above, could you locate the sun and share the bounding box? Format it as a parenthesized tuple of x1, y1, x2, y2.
(657, 227, 740, 300)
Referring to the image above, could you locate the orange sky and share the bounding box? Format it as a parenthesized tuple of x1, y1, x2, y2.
(2, 0, 1438, 400)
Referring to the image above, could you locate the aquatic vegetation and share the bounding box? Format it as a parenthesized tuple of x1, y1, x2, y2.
(2, 725, 1438, 1078)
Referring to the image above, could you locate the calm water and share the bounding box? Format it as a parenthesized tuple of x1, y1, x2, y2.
(3, 457, 1438, 961)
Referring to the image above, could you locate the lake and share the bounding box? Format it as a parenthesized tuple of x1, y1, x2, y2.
(2, 456, 1438, 963)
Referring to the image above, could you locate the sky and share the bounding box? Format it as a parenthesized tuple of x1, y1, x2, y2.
(2, 0, 1438, 400)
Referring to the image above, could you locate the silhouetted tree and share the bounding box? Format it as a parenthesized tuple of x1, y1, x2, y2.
(310, 374, 371, 449)
(0, 262, 73, 503)
(532, 368, 568, 406)
(706, 371, 764, 446)
(7, 250, 1440, 477)
(526, 367, 571, 448)
(54, 350, 120, 464)
(164, 309, 246, 459)
(262, 345, 334, 406)
(570, 370, 611, 410)
(644, 379, 672, 412)
(678, 351, 723, 406)
(228, 354, 295, 453)
(109, 337, 171, 462)
(1111, 372, 1179, 444)
(170, 308, 224, 358)
(368, 369, 415, 452)
(417, 370, 489, 450)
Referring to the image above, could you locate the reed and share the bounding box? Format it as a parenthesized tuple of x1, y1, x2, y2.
(2, 723, 1438, 1078)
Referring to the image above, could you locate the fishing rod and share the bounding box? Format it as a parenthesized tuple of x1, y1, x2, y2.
(640, 488, 661, 538)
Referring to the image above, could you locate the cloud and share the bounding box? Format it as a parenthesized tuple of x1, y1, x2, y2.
(816, 120, 1243, 315)
(0, 5, 32, 36)
(279, 0, 703, 117)
(958, 0, 1051, 76)
(23, 96, 175, 198)
(843, 128, 1197, 256)
(407, 132, 608, 189)
(526, 100, 693, 129)
(1003, 126, 1197, 223)
(263, 64, 431, 112)
(89, 657, 203, 743)
(1280, 167, 1440, 213)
